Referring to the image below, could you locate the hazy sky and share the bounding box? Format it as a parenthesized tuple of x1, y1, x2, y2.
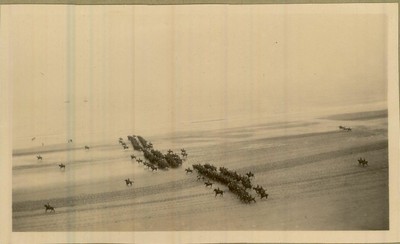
(5, 5, 389, 142)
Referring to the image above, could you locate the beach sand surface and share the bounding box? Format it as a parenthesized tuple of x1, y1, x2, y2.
(12, 109, 388, 231)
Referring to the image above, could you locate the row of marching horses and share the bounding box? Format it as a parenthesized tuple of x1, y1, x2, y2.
(184, 168, 224, 197)
(189, 163, 269, 204)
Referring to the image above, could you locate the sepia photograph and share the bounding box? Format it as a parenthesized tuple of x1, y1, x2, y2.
(1, 2, 399, 243)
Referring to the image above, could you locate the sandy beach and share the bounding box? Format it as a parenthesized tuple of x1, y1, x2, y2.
(12, 109, 388, 231)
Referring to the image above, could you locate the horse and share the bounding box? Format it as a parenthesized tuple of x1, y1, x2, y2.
(340, 126, 351, 131)
(258, 188, 267, 195)
(137, 158, 143, 164)
(204, 181, 213, 187)
(214, 188, 224, 197)
(358, 158, 368, 167)
(44, 203, 55, 213)
(124, 178, 133, 186)
(253, 185, 266, 195)
(167, 149, 173, 154)
(58, 164, 66, 170)
(241, 195, 256, 204)
(84, 145, 90, 150)
(150, 165, 158, 171)
(181, 152, 188, 158)
(123, 145, 129, 150)
(248, 196, 257, 203)
(339, 126, 352, 131)
(246, 171, 254, 178)
(259, 192, 269, 199)
(197, 175, 205, 181)
(185, 168, 193, 174)
(37, 155, 42, 160)
(130, 155, 136, 160)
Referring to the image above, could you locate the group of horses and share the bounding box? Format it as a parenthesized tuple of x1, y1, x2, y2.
(192, 163, 269, 204)
(189, 164, 267, 202)
(181, 148, 188, 158)
(339, 127, 372, 167)
(253, 185, 269, 199)
(36, 140, 91, 171)
(131, 154, 158, 171)
(119, 138, 129, 150)
(130, 147, 188, 172)
(195, 172, 224, 197)
(358, 157, 369, 167)
(168, 148, 188, 159)
(36, 156, 66, 171)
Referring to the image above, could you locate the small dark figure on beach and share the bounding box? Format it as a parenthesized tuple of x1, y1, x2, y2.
(253, 185, 266, 193)
(204, 181, 213, 187)
(84, 145, 90, 150)
(58, 163, 66, 170)
(124, 178, 133, 186)
(339, 126, 352, 132)
(185, 168, 193, 173)
(44, 203, 55, 213)
(131, 155, 136, 160)
(358, 157, 368, 167)
(37, 155, 42, 160)
(246, 171, 254, 178)
(214, 188, 224, 197)
(150, 165, 158, 171)
(260, 192, 269, 199)
(143, 162, 151, 169)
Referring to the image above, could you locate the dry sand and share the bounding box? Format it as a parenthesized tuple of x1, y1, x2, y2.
(12, 110, 388, 231)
